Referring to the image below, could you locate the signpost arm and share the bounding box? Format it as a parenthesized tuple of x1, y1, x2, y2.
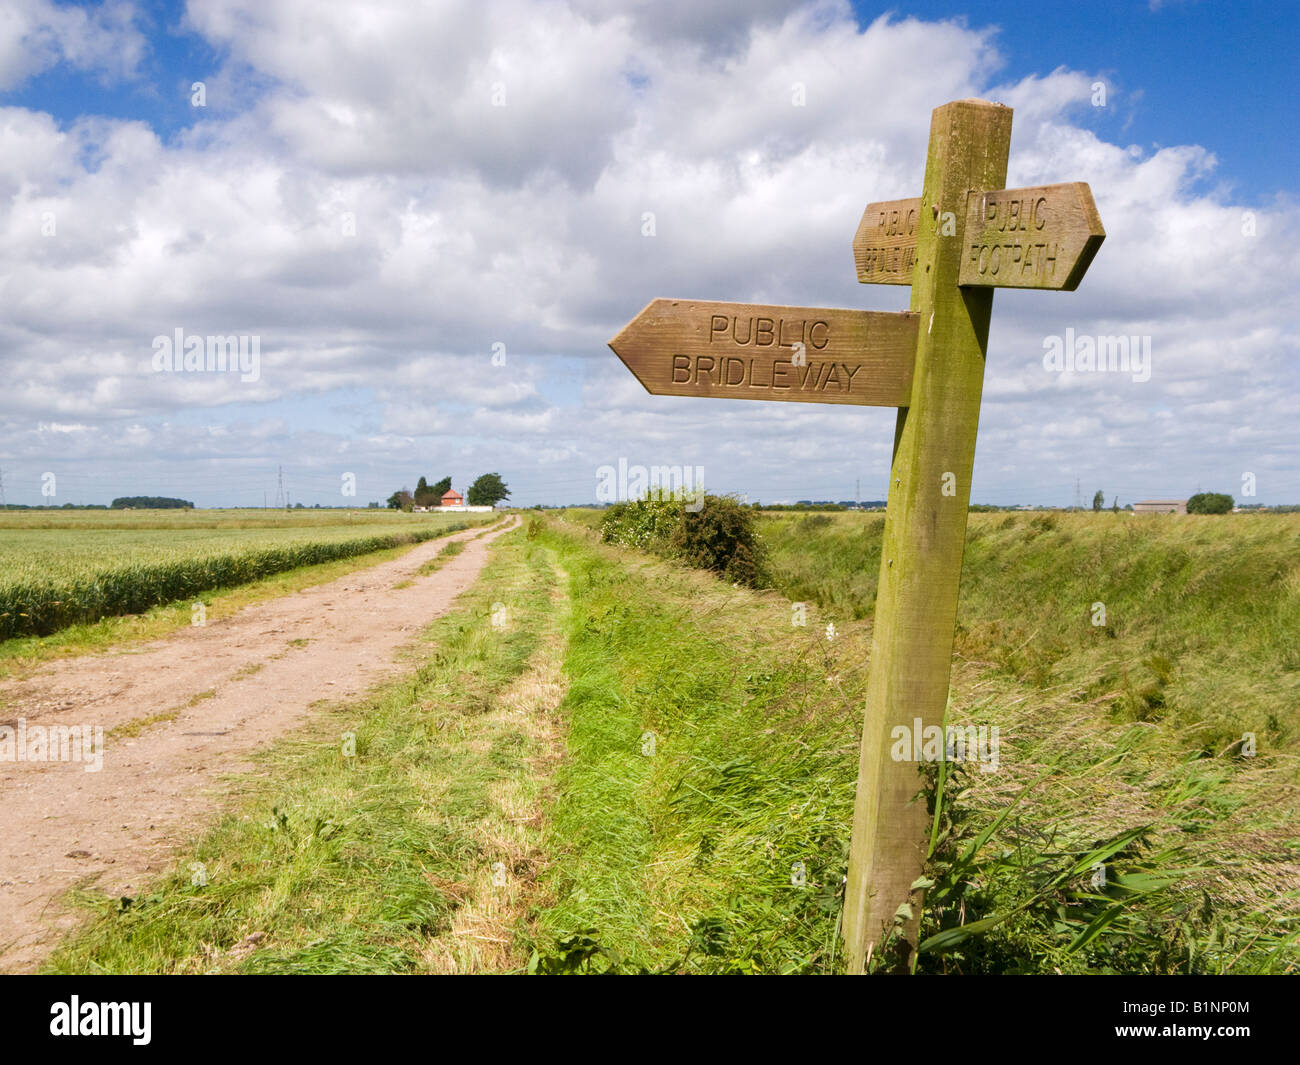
(844, 99, 1012, 972)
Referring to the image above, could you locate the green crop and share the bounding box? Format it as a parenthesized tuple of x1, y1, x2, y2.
(0, 509, 491, 640)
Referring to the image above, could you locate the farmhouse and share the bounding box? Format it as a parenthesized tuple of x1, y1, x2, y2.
(434, 487, 495, 514)
(1133, 499, 1187, 514)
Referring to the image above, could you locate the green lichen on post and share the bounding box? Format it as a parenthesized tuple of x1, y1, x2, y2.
(844, 99, 1013, 973)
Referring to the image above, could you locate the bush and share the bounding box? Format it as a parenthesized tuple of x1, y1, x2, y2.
(665, 495, 767, 586)
(1186, 492, 1233, 515)
(599, 494, 766, 586)
(110, 496, 194, 509)
(599, 495, 682, 551)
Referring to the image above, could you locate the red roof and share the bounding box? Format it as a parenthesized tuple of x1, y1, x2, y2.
(441, 489, 463, 503)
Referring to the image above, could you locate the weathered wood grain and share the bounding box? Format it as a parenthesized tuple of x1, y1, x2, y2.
(852, 198, 922, 285)
(959, 181, 1105, 290)
(856, 183, 1105, 291)
(609, 298, 919, 407)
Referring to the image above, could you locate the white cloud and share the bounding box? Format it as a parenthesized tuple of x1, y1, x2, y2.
(0, 0, 1295, 506)
(0, 0, 146, 91)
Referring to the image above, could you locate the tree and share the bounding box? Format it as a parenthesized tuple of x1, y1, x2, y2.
(110, 496, 194, 509)
(413, 475, 452, 508)
(387, 488, 413, 511)
(467, 473, 510, 507)
(1111, 496, 1119, 513)
(1092, 489, 1105, 512)
(1186, 492, 1233, 515)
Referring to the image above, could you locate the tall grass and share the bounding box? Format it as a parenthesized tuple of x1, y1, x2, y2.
(531, 514, 1298, 973)
(761, 510, 1300, 755)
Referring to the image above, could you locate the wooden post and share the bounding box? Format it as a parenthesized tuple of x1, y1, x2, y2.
(843, 99, 1012, 972)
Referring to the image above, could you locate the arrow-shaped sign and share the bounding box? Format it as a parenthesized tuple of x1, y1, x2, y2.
(852, 197, 922, 285)
(959, 182, 1104, 290)
(609, 298, 919, 407)
(853, 182, 1105, 290)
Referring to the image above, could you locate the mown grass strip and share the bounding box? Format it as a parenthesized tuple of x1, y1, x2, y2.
(415, 539, 466, 576)
(528, 523, 857, 974)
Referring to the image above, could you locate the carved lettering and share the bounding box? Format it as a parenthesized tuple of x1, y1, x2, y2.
(609, 299, 919, 407)
(707, 316, 835, 351)
(664, 354, 872, 395)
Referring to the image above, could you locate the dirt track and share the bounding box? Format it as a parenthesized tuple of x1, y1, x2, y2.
(0, 516, 518, 972)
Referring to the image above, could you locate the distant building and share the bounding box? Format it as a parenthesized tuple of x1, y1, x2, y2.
(1133, 499, 1187, 514)
(434, 486, 493, 514)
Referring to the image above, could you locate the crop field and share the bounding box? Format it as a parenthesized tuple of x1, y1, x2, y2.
(0, 509, 495, 639)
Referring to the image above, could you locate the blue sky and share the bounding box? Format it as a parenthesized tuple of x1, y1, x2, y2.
(870, 1, 1299, 202)
(1, 0, 1297, 508)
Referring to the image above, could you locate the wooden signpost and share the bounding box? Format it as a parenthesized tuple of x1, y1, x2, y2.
(609, 98, 1104, 974)
(610, 299, 920, 407)
(854, 182, 1104, 291)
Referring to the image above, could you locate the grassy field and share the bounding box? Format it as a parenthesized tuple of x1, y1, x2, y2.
(759, 509, 1300, 759)
(560, 506, 1299, 754)
(43, 512, 1299, 974)
(0, 508, 495, 640)
(536, 512, 1298, 972)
